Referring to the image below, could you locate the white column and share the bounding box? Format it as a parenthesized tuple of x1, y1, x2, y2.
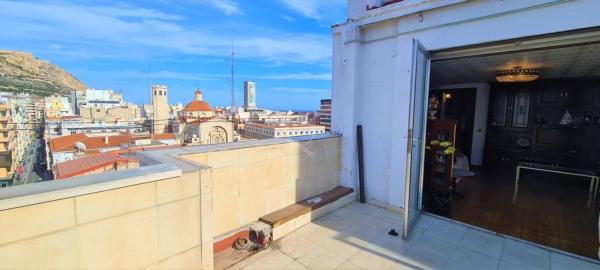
(332, 23, 361, 190)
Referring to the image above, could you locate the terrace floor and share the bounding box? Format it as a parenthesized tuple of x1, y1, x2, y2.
(228, 202, 600, 270)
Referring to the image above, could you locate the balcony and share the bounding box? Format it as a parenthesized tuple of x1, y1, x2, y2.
(228, 203, 599, 270)
(0, 134, 341, 269)
(0, 150, 12, 168)
(0, 134, 596, 270)
(0, 132, 13, 143)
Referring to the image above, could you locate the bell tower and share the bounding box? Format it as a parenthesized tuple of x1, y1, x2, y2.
(152, 84, 169, 134)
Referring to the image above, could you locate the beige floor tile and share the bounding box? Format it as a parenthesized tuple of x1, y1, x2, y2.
(228, 249, 277, 270)
(371, 208, 403, 224)
(335, 261, 365, 270)
(295, 245, 346, 270)
(347, 249, 396, 270)
(243, 250, 293, 270)
(500, 239, 550, 269)
(363, 232, 414, 262)
(276, 236, 320, 260)
(446, 247, 499, 270)
(283, 261, 310, 270)
(458, 228, 504, 259)
(235, 204, 597, 270)
(550, 252, 600, 270)
(313, 234, 362, 260)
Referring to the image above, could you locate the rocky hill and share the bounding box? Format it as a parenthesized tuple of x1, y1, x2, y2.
(0, 50, 87, 96)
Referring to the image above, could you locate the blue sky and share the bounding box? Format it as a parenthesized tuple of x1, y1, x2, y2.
(0, 0, 346, 111)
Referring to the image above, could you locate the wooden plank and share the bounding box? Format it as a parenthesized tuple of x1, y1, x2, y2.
(259, 204, 310, 227)
(259, 186, 354, 228)
(299, 186, 354, 211)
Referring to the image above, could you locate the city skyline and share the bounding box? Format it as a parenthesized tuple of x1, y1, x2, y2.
(0, 0, 346, 111)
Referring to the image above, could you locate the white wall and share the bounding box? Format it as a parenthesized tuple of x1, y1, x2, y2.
(333, 0, 600, 209)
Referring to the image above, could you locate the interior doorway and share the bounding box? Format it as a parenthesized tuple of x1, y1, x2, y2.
(419, 35, 600, 259)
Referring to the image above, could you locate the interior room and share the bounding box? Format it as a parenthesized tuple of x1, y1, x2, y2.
(423, 42, 600, 259)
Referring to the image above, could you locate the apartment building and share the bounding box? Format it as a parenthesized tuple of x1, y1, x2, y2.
(0, 93, 35, 185)
(244, 122, 325, 139)
(84, 88, 123, 109)
(44, 116, 145, 139)
(319, 99, 332, 131)
(0, 98, 15, 183)
(44, 95, 73, 118)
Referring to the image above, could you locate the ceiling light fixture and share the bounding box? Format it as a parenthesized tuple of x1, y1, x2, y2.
(496, 66, 540, 83)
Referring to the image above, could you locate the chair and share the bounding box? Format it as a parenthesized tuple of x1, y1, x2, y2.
(452, 153, 475, 198)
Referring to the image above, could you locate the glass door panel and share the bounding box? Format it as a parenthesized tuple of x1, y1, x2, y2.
(403, 39, 431, 238)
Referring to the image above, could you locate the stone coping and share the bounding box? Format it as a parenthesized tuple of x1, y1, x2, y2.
(0, 134, 340, 211)
(137, 133, 340, 172)
(0, 163, 181, 210)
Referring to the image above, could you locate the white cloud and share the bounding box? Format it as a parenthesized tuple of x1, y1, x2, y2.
(0, 1, 331, 64)
(279, 0, 345, 20)
(206, 0, 242, 15)
(99, 70, 331, 81)
(48, 44, 62, 50)
(280, 14, 296, 22)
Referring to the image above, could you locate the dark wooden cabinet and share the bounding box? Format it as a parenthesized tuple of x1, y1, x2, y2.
(485, 78, 600, 171)
(490, 91, 508, 127)
(489, 85, 532, 130)
(511, 90, 531, 128)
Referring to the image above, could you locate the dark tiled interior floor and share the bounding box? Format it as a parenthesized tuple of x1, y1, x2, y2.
(433, 168, 599, 259)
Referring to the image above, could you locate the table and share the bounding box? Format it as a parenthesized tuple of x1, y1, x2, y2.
(513, 162, 599, 207)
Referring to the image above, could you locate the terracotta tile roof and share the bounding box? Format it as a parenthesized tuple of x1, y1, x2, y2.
(183, 100, 213, 112)
(49, 133, 87, 152)
(150, 133, 177, 140)
(54, 152, 136, 179)
(49, 133, 134, 152)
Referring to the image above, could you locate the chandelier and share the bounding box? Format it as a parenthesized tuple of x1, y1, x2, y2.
(496, 66, 540, 83)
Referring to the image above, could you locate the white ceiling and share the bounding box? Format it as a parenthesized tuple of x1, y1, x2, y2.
(430, 43, 600, 86)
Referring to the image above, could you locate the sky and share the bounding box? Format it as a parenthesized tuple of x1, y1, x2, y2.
(0, 0, 347, 111)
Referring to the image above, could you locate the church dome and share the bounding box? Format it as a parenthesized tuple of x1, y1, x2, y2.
(183, 100, 213, 112)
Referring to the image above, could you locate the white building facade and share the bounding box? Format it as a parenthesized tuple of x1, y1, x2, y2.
(84, 89, 123, 109)
(333, 0, 600, 234)
(244, 123, 325, 139)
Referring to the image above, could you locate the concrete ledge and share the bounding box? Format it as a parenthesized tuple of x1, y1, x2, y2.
(0, 163, 182, 211)
(179, 133, 341, 154)
(137, 133, 340, 172)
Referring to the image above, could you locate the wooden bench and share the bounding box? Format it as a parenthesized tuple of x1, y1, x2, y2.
(259, 186, 354, 239)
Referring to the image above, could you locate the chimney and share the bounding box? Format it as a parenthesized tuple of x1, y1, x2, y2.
(104, 135, 109, 144)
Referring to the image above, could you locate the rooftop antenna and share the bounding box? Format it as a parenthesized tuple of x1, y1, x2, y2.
(148, 63, 152, 105)
(230, 40, 236, 113)
(148, 63, 153, 134)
